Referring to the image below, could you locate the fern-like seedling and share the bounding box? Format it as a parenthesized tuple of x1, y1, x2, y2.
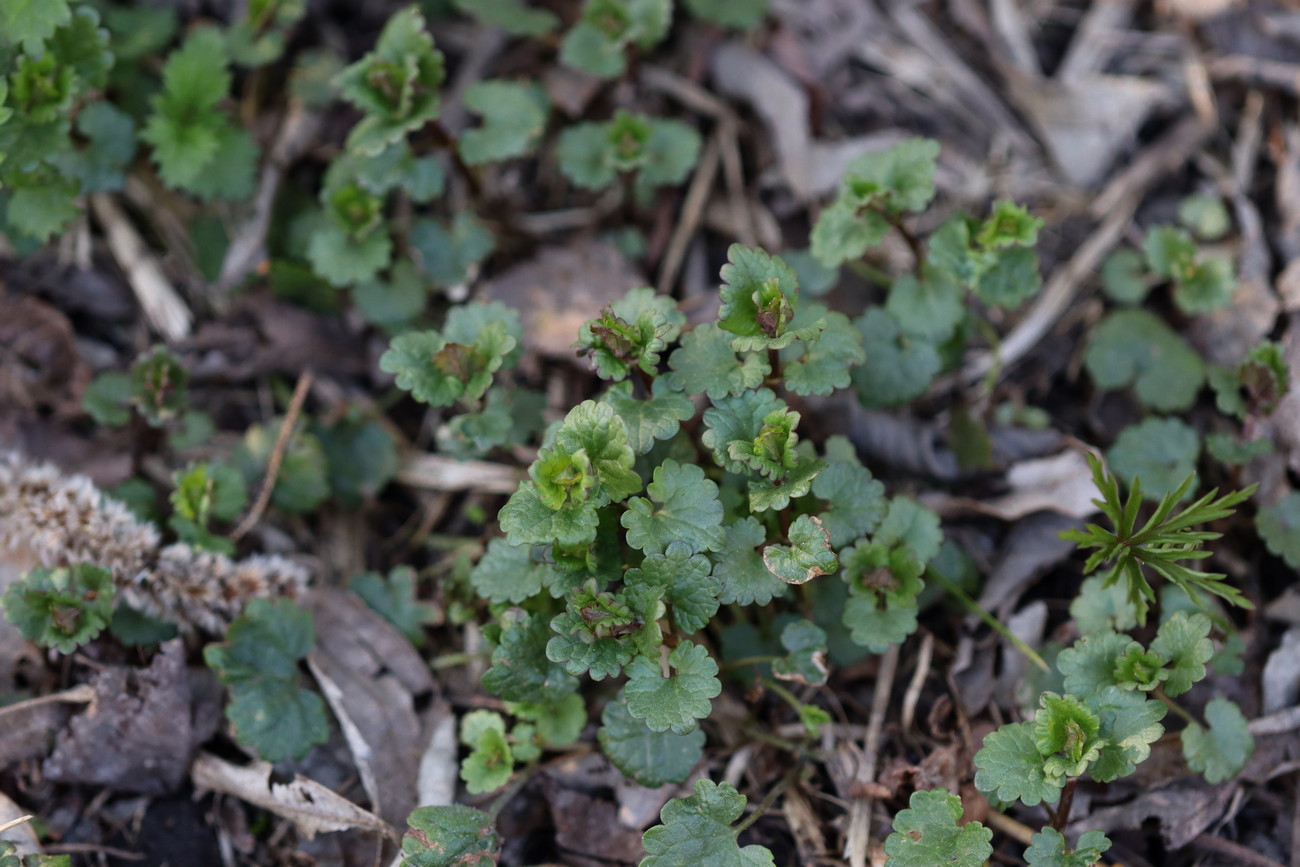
(1060, 453, 1255, 623)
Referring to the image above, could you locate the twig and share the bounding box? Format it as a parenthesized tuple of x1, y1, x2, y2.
(951, 116, 1214, 389)
(88, 193, 192, 341)
(43, 843, 144, 861)
(0, 816, 33, 836)
(900, 631, 933, 732)
(231, 369, 314, 541)
(734, 770, 795, 836)
(844, 643, 899, 867)
(1192, 833, 1287, 867)
(657, 133, 721, 294)
(217, 102, 323, 292)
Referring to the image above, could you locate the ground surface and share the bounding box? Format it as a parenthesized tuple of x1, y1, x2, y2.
(3, 1, 1300, 866)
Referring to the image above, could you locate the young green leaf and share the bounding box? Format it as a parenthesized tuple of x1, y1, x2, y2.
(1178, 193, 1232, 241)
(1182, 696, 1253, 784)
(667, 322, 770, 399)
(712, 517, 787, 606)
(1106, 417, 1200, 501)
(621, 460, 724, 555)
(1084, 309, 1205, 411)
(600, 691, 705, 787)
(625, 541, 720, 633)
(1, 0, 72, 55)
(747, 455, 825, 512)
(402, 805, 498, 867)
(350, 566, 436, 645)
(1058, 630, 1136, 697)
(763, 515, 837, 585)
(1087, 686, 1166, 782)
(460, 711, 514, 794)
(482, 610, 580, 704)
(1256, 492, 1300, 569)
(576, 286, 685, 382)
(236, 422, 330, 515)
(560, 0, 671, 79)
(882, 789, 992, 867)
(885, 270, 965, 342)
(3, 563, 114, 653)
(498, 482, 601, 547)
(334, 6, 445, 155)
(603, 379, 696, 455)
(203, 599, 329, 762)
(851, 309, 942, 408)
(640, 779, 775, 867)
(1112, 645, 1168, 692)
(470, 538, 554, 604)
(702, 388, 788, 475)
(876, 497, 943, 563)
(1100, 248, 1150, 305)
(718, 244, 821, 352)
(547, 583, 665, 680)
(1033, 693, 1103, 778)
(1149, 611, 1213, 697)
(140, 27, 234, 191)
(782, 308, 867, 395)
(459, 80, 549, 165)
(973, 720, 1064, 806)
(380, 319, 516, 408)
(811, 442, 888, 549)
(1024, 828, 1112, 867)
(625, 640, 722, 734)
(772, 619, 829, 686)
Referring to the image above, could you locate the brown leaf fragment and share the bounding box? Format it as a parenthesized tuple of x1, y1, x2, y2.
(0, 685, 89, 767)
(191, 752, 395, 841)
(43, 641, 191, 795)
(308, 588, 434, 828)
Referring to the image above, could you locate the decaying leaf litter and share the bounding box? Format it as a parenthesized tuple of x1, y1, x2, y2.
(3, 0, 1300, 865)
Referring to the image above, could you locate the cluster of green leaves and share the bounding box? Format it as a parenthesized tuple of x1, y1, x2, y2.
(558, 109, 701, 200)
(0, 840, 69, 867)
(558, 0, 769, 77)
(809, 139, 1045, 410)
(83, 346, 192, 430)
(457, 700, 585, 794)
(2, 563, 115, 653)
(1060, 453, 1255, 623)
(977, 607, 1251, 805)
(381, 241, 952, 860)
(203, 598, 329, 762)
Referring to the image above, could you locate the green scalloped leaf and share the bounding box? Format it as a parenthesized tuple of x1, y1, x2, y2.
(1182, 697, 1253, 785)
(621, 460, 724, 555)
(974, 721, 1064, 807)
(883, 789, 992, 867)
(763, 515, 837, 585)
(712, 517, 786, 606)
(402, 805, 499, 867)
(625, 640, 721, 734)
(599, 692, 705, 787)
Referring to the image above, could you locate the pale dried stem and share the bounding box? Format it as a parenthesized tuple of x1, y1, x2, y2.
(231, 369, 314, 541)
(88, 193, 192, 341)
(845, 643, 900, 867)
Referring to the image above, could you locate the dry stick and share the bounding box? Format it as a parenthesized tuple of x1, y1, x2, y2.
(951, 116, 1215, 389)
(231, 369, 314, 541)
(217, 103, 323, 293)
(845, 643, 900, 867)
(88, 193, 193, 342)
(1193, 833, 1288, 867)
(900, 630, 933, 733)
(657, 133, 722, 294)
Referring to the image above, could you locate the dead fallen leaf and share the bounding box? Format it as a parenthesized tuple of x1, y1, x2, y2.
(710, 42, 910, 200)
(1006, 72, 1174, 188)
(976, 450, 1102, 521)
(0, 793, 39, 857)
(191, 752, 395, 841)
(308, 588, 435, 828)
(44, 640, 192, 795)
(0, 684, 93, 768)
(1261, 626, 1300, 714)
(0, 291, 89, 418)
(479, 239, 646, 362)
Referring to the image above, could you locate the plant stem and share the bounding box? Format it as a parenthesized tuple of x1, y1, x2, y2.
(1155, 688, 1199, 726)
(1051, 778, 1077, 832)
(846, 257, 895, 288)
(428, 119, 484, 201)
(885, 212, 925, 279)
(763, 678, 804, 715)
(733, 769, 794, 836)
(719, 654, 781, 672)
(927, 569, 1050, 673)
(767, 346, 782, 383)
(486, 767, 533, 822)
